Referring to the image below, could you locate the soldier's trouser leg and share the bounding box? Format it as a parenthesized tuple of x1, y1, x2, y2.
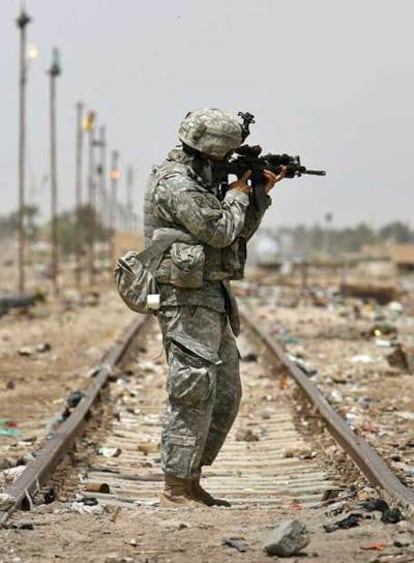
(158, 306, 230, 479)
(200, 321, 241, 467)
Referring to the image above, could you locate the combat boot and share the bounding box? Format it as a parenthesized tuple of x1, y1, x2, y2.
(160, 474, 204, 507)
(189, 476, 231, 507)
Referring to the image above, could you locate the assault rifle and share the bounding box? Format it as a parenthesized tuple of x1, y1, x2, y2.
(215, 112, 327, 211)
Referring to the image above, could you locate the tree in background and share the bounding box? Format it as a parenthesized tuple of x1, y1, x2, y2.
(0, 205, 40, 240)
(0, 209, 411, 259)
(378, 221, 411, 243)
(269, 221, 413, 259)
(54, 204, 110, 256)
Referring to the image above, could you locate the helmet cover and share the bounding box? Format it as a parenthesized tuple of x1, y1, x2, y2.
(178, 108, 243, 158)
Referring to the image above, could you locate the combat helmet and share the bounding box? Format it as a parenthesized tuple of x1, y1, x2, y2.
(178, 108, 243, 159)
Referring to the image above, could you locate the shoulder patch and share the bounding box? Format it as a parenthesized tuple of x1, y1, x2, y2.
(193, 194, 221, 209)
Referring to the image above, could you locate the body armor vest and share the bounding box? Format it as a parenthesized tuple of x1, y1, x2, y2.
(143, 149, 246, 286)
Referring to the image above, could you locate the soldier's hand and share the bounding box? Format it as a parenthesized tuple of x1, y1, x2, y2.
(263, 166, 287, 194)
(228, 170, 251, 195)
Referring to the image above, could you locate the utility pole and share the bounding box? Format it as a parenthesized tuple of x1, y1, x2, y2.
(75, 101, 84, 290)
(84, 111, 97, 287)
(118, 203, 126, 231)
(99, 125, 106, 278)
(93, 126, 106, 276)
(96, 126, 106, 223)
(48, 48, 62, 296)
(324, 212, 333, 258)
(95, 129, 106, 243)
(109, 151, 120, 267)
(16, 8, 32, 294)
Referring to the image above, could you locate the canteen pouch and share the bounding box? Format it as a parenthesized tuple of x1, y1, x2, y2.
(170, 242, 205, 288)
(114, 251, 160, 314)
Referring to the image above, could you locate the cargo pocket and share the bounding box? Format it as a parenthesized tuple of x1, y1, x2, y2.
(167, 339, 216, 406)
(170, 242, 205, 288)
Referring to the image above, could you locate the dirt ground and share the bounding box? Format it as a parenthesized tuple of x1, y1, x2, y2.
(1, 501, 413, 563)
(1, 268, 414, 562)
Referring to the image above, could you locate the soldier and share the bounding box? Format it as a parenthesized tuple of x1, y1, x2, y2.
(144, 108, 286, 507)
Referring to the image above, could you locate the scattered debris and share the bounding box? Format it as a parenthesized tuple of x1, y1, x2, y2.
(0, 292, 45, 315)
(35, 342, 51, 353)
(46, 390, 86, 433)
(45, 412, 67, 434)
(97, 447, 122, 458)
(358, 498, 405, 523)
(81, 291, 100, 307)
(71, 495, 104, 515)
(241, 352, 258, 362)
(1, 465, 26, 485)
(287, 354, 318, 377)
(388, 301, 404, 315)
(111, 506, 121, 523)
(0, 418, 21, 437)
(235, 428, 259, 442)
(18, 342, 51, 356)
(340, 283, 397, 305)
(0, 459, 12, 471)
(324, 500, 347, 517)
(284, 447, 314, 460)
(160, 519, 190, 531)
(330, 389, 343, 403)
(263, 519, 310, 557)
(324, 512, 362, 532)
(137, 442, 160, 455)
(368, 322, 398, 338)
(44, 488, 56, 504)
(105, 554, 135, 563)
(0, 492, 15, 511)
(5, 522, 35, 530)
(223, 538, 247, 553)
(387, 344, 414, 372)
(361, 542, 389, 551)
(345, 413, 357, 429)
(84, 482, 110, 494)
(66, 390, 85, 409)
(349, 354, 376, 363)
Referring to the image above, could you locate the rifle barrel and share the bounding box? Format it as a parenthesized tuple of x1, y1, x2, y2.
(303, 169, 326, 176)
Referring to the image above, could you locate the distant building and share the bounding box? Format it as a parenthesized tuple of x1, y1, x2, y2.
(355, 242, 414, 277)
(390, 244, 414, 273)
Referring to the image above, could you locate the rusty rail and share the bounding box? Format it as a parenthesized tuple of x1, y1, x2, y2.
(0, 315, 147, 525)
(240, 305, 414, 514)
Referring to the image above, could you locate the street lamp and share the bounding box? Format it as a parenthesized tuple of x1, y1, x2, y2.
(48, 47, 62, 296)
(16, 7, 32, 293)
(28, 44, 38, 61)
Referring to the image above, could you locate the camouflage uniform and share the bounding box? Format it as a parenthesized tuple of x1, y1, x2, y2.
(144, 110, 270, 479)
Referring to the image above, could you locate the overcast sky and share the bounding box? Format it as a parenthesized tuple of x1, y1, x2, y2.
(2, 0, 414, 230)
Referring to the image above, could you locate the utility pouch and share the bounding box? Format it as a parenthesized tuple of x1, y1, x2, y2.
(170, 242, 205, 288)
(114, 251, 161, 314)
(114, 232, 182, 314)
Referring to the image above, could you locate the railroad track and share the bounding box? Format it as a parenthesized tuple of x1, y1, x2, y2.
(1, 300, 414, 561)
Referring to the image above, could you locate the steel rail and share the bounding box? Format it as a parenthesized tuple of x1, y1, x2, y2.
(240, 305, 414, 514)
(0, 315, 147, 526)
